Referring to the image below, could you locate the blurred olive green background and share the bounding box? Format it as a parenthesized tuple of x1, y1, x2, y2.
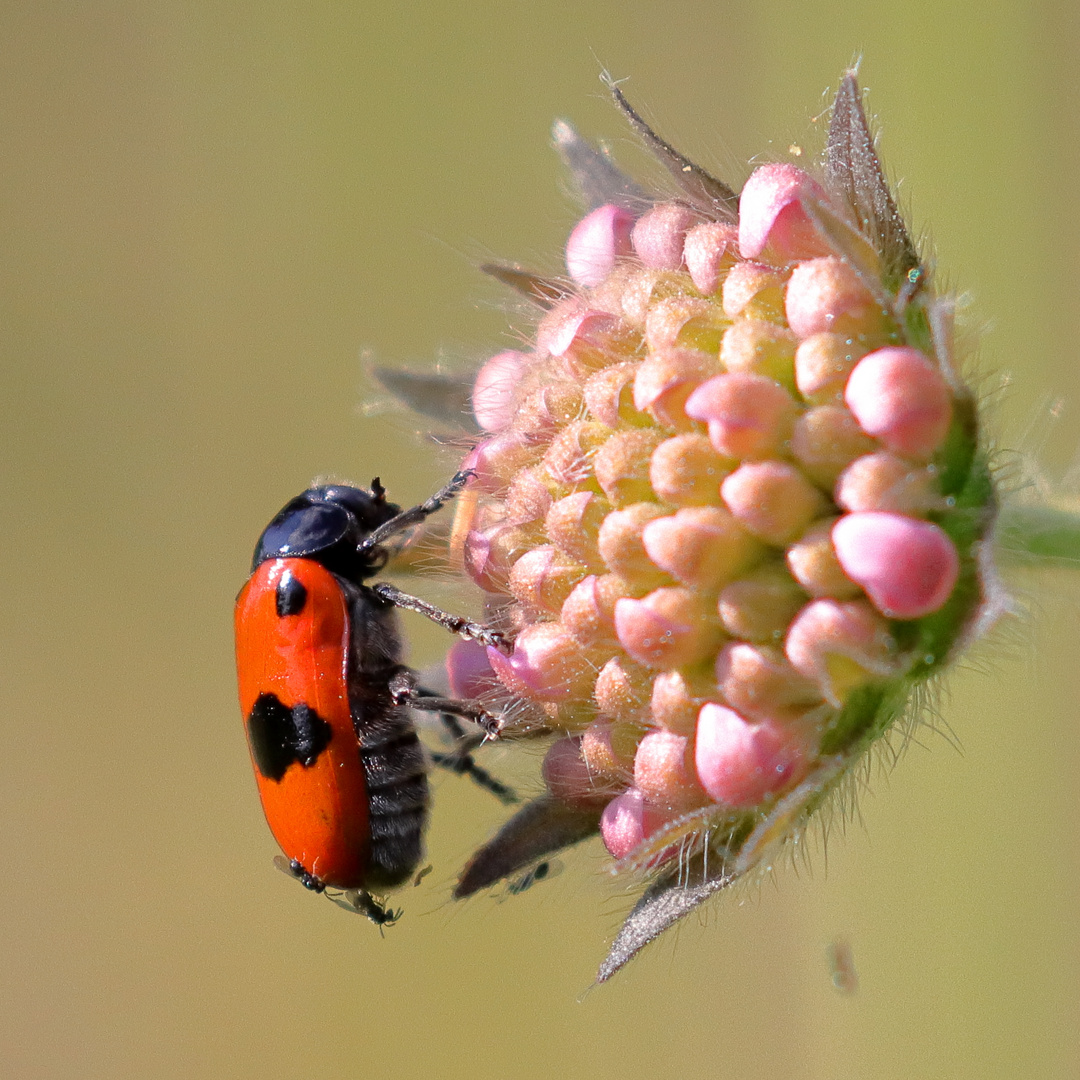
(3, 2, 1079, 1077)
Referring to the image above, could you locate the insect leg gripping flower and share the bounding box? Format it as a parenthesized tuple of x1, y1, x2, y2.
(443, 70, 998, 982)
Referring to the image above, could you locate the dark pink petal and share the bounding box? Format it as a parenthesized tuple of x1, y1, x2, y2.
(738, 163, 833, 263)
(831, 512, 960, 619)
(472, 350, 529, 432)
(844, 347, 953, 460)
(566, 204, 635, 287)
(694, 704, 813, 807)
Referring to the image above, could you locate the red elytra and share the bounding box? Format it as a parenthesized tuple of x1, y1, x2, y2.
(235, 557, 372, 889)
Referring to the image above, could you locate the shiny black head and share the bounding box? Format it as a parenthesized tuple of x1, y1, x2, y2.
(252, 481, 401, 581)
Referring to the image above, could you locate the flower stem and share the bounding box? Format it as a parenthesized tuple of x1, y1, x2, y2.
(995, 503, 1080, 567)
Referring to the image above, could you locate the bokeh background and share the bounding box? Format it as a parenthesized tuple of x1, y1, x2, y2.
(3, 2, 1080, 1077)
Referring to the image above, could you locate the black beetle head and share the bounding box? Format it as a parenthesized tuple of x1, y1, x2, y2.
(252, 482, 401, 580)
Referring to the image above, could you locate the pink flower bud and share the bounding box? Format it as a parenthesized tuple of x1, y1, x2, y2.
(694, 703, 815, 807)
(515, 381, 584, 435)
(614, 587, 725, 669)
(650, 668, 722, 736)
(614, 266, 690, 327)
(597, 502, 674, 585)
(794, 332, 868, 404)
(545, 491, 611, 571)
(445, 638, 497, 700)
(504, 465, 563, 526)
(487, 622, 595, 702)
(737, 163, 833, 263)
(645, 296, 727, 355)
(721, 261, 787, 322)
(785, 256, 884, 340)
(718, 563, 807, 643)
(784, 598, 898, 706)
(583, 361, 645, 428)
(641, 506, 763, 590)
(561, 573, 636, 648)
(565, 204, 636, 287)
(634, 730, 709, 810)
(791, 404, 877, 489)
(785, 517, 861, 599)
(631, 202, 699, 269)
(683, 221, 739, 294)
(582, 718, 638, 781)
(834, 451, 941, 515)
(472, 350, 529, 432)
(462, 521, 534, 593)
(648, 432, 735, 506)
(543, 736, 615, 808)
(844, 347, 953, 461)
(831, 512, 960, 619)
(600, 787, 676, 861)
(684, 372, 799, 460)
(719, 318, 798, 389)
(594, 428, 666, 506)
(542, 420, 611, 486)
(594, 655, 653, 722)
(538, 302, 640, 377)
(720, 461, 828, 545)
(715, 642, 823, 723)
(508, 545, 586, 615)
(633, 347, 721, 430)
(467, 432, 543, 494)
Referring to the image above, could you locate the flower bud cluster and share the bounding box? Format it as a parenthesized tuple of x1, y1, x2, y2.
(448, 93, 992, 877)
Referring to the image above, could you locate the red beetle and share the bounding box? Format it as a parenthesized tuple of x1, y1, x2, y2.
(235, 473, 509, 923)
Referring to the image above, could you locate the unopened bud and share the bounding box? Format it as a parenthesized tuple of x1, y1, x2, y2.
(834, 451, 942, 514)
(715, 641, 823, 723)
(844, 347, 953, 461)
(684, 372, 799, 460)
(641, 506, 764, 590)
(737, 163, 833, 263)
(633, 347, 722, 430)
(634, 729, 709, 810)
(684, 221, 739, 295)
(791, 404, 878, 489)
(694, 703, 816, 807)
(594, 428, 666, 506)
(487, 622, 596, 703)
(472, 350, 531, 432)
(583, 361, 647, 428)
(718, 562, 808, 643)
(561, 573, 638, 648)
(785, 256, 887, 339)
(785, 517, 861, 599)
(566, 204, 636, 287)
(508, 545, 586, 615)
(720, 318, 798, 389)
(722, 261, 788, 322)
(614, 586, 726, 669)
(784, 598, 898, 706)
(546, 491, 611, 571)
(594, 654, 653, 722)
(646, 296, 728, 355)
(597, 502, 674, 585)
(832, 512, 960, 619)
(632, 202, 700, 270)
(650, 667, 722, 735)
(721, 460, 828, 545)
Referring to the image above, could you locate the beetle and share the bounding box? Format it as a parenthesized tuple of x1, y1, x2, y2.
(235, 471, 509, 923)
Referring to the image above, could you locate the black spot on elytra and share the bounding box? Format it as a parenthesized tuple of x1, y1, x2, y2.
(275, 570, 308, 617)
(247, 693, 333, 781)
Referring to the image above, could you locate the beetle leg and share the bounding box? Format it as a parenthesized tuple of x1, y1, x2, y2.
(369, 581, 509, 653)
(357, 470, 473, 555)
(388, 668, 502, 738)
